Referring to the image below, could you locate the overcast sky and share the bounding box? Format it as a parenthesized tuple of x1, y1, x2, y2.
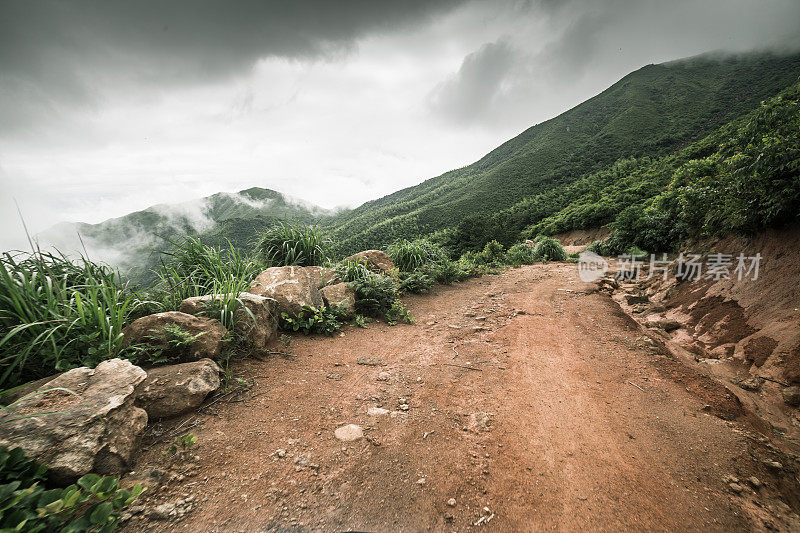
(1, 0, 799, 249)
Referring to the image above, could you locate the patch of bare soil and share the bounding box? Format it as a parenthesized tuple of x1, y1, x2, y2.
(613, 225, 800, 446)
(122, 263, 800, 532)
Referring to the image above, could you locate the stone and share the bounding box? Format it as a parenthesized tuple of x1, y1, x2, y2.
(334, 424, 364, 441)
(150, 503, 176, 520)
(343, 250, 395, 274)
(135, 359, 221, 419)
(737, 377, 763, 392)
(655, 319, 681, 332)
(626, 294, 649, 305)
(367, 407, 390, 416)
(747, 476, 763, 489)
(376, 371, 390, 382)
(357, 357, 383, 366)
(728, 482, 744, 494)
(122, 311, 226, 363)
(447, 498, 457, 507)
(248, 266, 333, 317)
(179, 293, 278, 354)
(320, 283, 356, 318)
(0, 359, 148, 484)
(782, 385, 800, 406)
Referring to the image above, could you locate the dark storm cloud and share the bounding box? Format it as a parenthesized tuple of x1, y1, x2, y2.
(0, 0, 465, 132)
(428, 39, 517, 124)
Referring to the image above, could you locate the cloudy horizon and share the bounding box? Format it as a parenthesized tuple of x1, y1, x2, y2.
(2, 0, 800, 250)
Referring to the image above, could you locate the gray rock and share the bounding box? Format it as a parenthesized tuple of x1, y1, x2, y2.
(626, 294, 649, 305)
(248, 266, 336, 317)
(343, 250, 395, 274)
(334, 424, 364, 441)
(737, 377, 763, 392)
(150, 503, 176, 520)
(782, 385, 800, 406)
(320, 283, 356, 318)
(357, 357, 383, 366)
(180, 293, 277, 354)
(655, 319, 681, 332)
(135, 359, 220, 419)
(122, 311, 226, 363)
(0, 359, 148, 484)
(367, 407, 390, 416)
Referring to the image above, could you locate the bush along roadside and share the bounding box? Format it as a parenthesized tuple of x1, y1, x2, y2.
(0, 445, 143, 532)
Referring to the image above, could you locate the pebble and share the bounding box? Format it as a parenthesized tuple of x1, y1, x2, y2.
(447, 498, 457, 507)
(367, 407, 390, 416)
(748, 476, 763, 489)
(376, 371, 390, 382)
(334, 424, 364, 441)
(277, 449, 286, 458)
(729, 482, 744, 494)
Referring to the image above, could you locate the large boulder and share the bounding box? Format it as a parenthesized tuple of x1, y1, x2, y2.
(179, 293, 278, 353)
(344, 250, 395, 274)
(248, 265, 337, 317)
(122, 311, 226, 363)
(0, 359, 147, 484)
(135, 359, 221, 419)
(320, 283, 356, 318)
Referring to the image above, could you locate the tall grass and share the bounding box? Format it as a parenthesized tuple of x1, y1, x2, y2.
(155, 236, 261, 312)
(0, 250, 141, 387)
(256, 219, 330, 267)
(386, 238, 449, 272)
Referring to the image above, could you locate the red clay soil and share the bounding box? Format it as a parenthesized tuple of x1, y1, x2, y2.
(123, 264, 800, 532)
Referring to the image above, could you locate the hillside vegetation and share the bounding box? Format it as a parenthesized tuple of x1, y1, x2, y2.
(518, 78, 800, 254)
(323, 52, 800, 255)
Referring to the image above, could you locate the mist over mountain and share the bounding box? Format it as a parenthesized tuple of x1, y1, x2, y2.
(37, 187, 337, 282)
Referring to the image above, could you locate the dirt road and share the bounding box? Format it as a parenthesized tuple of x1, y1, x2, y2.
(127, 263, 800, 532)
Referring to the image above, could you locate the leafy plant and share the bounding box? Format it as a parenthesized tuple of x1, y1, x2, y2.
(504, 243, 537, 266)
(353, 315, 372, 328)
(398, 270, 434, 294)
(385, 300, 413, 326)
(0, 446, 143, 532)
(255, 219, 330, 267)
(350, 273, 400, 318)
(532, 237, 567, 262)
(279, 305, 346, 336)
(164, 433, 198, 456)
(479, 240, 505, 263)
(124, 323, 206, 366)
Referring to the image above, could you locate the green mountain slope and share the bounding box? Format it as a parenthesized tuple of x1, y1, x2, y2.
(40, 187, 332, 283)
(526, 77, 800, 254)
(324, 52, 800, 255)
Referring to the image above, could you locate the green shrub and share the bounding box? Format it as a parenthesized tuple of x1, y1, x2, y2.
(532, 237, 567, 262)
(398, 270, 434, 294)
(279, 305, 346, 336)
(0, 446, 143, 532)
(479, 240, 505, 263)
(386, 239, 448, 272)
(426, 259, 465, 284)
(504, 243, 537, 266)
(0, 251, 145, 388)
(385, 300, 413, 326)
(586, 240, 611, 256)
(256, 219, 330, 267)
(350, 273, 399, 318)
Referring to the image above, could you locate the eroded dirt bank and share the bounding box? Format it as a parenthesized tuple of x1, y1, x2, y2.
(124, 263, 800, 532)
